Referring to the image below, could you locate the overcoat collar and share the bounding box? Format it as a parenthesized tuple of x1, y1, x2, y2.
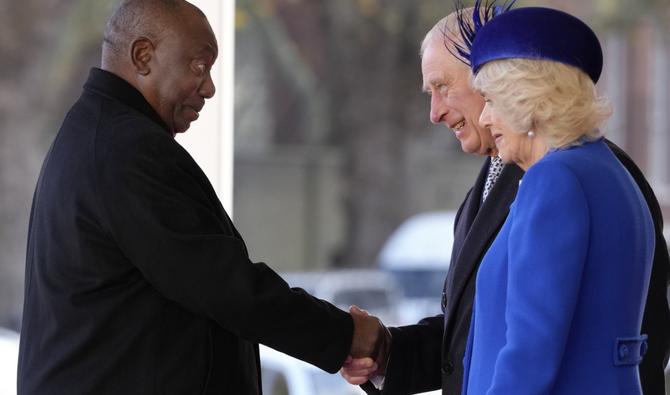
(83, 68, 171, 134)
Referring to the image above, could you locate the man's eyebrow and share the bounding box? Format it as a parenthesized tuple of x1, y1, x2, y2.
(195, 43, 218, 57)
(422, 77, 447, 92)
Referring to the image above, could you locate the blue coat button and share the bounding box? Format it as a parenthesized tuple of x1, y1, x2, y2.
(618, 344, 629, 359)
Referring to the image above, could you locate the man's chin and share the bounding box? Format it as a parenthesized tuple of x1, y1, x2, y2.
(174, 122, 192, 135)
(459, 139, 480, 156)
(461, 142, 497, 157)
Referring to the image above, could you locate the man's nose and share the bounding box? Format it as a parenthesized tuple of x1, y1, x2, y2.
(200, 73, 216, 99)
(430, 95, 447, 124)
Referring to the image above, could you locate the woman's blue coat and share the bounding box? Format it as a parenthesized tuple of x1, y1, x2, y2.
(462, 139, 655, 395)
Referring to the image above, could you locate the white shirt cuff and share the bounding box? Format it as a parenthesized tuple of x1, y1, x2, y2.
(370, 374, 385, 390)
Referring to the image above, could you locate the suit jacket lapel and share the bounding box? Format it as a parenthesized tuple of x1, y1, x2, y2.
(444, 159, 489, 304)
(444, 163, 524, 326)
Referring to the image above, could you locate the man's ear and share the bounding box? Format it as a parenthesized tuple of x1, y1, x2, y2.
(130, 37, 154, 76)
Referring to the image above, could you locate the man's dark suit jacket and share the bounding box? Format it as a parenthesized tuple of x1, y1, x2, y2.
(364, 142, 669, 395)
(17, 68, 353, 395)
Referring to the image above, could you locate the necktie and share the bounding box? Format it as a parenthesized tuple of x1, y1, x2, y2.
(482, 156, 503, 202)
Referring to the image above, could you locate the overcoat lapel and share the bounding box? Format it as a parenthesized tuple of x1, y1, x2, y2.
(444, 163, 524, 330)
(444, 159, 488, 303)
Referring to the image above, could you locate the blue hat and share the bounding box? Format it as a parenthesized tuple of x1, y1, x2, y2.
(469, 7, 603, 82)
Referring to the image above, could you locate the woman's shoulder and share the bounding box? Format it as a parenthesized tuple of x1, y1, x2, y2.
(521, 151, 591, 199)
(529, 139, 609, 178)
(525, 153, 580, 182)
(546, 137, 606, 159)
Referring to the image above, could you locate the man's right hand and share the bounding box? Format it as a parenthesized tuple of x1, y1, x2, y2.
(344, 305, 391, 385)
(341, 355, 378, 385)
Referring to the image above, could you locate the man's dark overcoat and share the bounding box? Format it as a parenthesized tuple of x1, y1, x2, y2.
(17, 68, 353, 395)
(364, 143, 669, 395)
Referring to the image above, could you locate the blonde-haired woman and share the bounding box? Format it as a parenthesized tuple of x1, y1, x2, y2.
(460, 5, 655, 395)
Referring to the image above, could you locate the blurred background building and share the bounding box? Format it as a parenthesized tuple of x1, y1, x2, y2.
(1, 0, 669, 334)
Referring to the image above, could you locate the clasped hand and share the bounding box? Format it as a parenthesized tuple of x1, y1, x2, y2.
(342, 305, 391, 385)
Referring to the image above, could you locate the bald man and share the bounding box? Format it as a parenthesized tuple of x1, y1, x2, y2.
(17, 1, 387, 394)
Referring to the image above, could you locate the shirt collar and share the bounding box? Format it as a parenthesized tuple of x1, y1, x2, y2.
(83, 68, 171, 134)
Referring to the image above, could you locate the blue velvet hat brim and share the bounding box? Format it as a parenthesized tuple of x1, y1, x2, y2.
(470, 7, 603, 83)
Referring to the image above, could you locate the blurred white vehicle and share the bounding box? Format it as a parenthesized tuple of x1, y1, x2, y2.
(377, 211, 455, 324)
(260, 345, 364, 395)
(282, 269, 403, 326)
(0, 328, 19, 395)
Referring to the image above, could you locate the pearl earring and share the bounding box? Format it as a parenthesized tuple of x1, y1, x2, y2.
(527, 131, 535, 138)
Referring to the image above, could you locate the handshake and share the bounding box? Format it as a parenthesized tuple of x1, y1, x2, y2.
(342, 305, 392, 386)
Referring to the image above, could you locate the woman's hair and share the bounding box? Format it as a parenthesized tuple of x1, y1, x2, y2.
(472, 58, 612, 148)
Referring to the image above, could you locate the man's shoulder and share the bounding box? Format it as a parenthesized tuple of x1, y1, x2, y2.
(94, 97, 165, 140)
(603, 138, 627, 158)
(88, 96, 179, 174)
(602, 139, 644, 177)
(84, 93, 169, 146)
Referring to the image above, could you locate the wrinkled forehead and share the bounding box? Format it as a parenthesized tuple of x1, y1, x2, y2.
(422, 39, 469, 76)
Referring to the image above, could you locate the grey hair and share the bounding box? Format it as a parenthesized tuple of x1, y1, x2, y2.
(420, 7, 481, 58)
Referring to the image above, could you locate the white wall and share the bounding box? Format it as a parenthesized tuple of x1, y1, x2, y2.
(175, 0, 235, 216)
